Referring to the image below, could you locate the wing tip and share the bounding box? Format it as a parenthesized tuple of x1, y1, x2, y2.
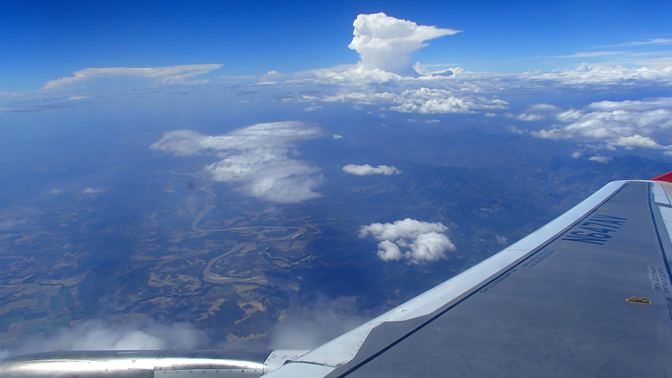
(652, 171, 672, 183)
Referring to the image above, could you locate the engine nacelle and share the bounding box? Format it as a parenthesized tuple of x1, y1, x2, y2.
(0, 349, 309, 378)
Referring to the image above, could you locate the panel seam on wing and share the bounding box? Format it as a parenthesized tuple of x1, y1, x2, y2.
(653, 183, 671, 205)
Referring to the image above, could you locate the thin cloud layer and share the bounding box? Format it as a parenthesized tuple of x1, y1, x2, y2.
(269, 297, 368, 349)
(1, 319, 208, 357)
(82, 187, 106, 194)
(343, 164, 401, 175)
(530, 97, 672, 150)
(601, 38, 672, 48)
(44, 64, 223, 90)
(359, 218, 456, 263)
(349, 13, 461, 76)
(151, 121, 324, 203)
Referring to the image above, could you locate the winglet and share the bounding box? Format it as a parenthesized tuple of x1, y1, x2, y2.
(652, 171, 672, 184)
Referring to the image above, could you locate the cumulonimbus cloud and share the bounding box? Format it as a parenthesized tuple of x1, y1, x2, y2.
(43, 64, 223, 90)
(343, 164, 401, 175)
(151, 121, 324, 203)
(348, 13, 461, 76)
(298, 13, 461, 83)
(359, 218, 456, 263)
(292, 12, 461, 83)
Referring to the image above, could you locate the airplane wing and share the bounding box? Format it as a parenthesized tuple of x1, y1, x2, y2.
(4, 176, 672, 378)
(265, 176, 672, 377)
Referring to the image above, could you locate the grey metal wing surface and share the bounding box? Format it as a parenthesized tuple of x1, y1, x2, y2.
(266, 179, 672, 378)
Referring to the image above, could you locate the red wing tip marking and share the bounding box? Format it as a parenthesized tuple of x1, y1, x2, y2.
(652, 171, 672, 183)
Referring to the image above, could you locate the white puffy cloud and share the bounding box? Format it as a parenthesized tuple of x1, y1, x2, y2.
(528, 104, 560, 112)
(503, 103, 560, 121)
(291, 65, 672, 120)
(523, 64, 672, 88)
(532, 97, 672, 151)
(530, 129, 562, 139)
(149, 130, 206, 156)
(376, 239, 403, 260)
(587, 97, 672, 112)
(151, 122, 324, 203)
(504, 112, 546, 121)
(413, 62, 457, 77)
(472, 64, 672, 90)
(82, 187, 106, 194)
(343, 164, 401, 175)
(413, 62, 431, 76)
(301, 65, 404, 85)
(614, 135, 664, 149)
(261, 70, 286, 82)
(44, 64, 223, 90)
(3, 319, 208, 356)
(332, 134, 344, 139)
(316, 91, 399, 105)
(348, 13, 461, 76)
(312, 87, 508, 114)
(389, 93, 507, 114)
(301, 60, 672, 90)
(359, 218, 455, 263)
(589, 155, 612, 163)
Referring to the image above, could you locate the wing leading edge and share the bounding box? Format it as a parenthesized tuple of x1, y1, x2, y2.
(267, 178, 672, 378)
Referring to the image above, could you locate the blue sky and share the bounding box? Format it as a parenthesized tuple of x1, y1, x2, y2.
(2, 0, 672, 165)
(2, 0, 672, 91)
